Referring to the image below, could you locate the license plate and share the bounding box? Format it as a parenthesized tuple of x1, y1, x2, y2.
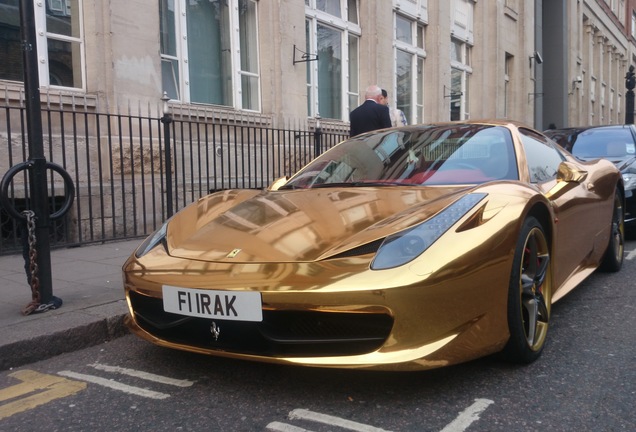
(162, 285, 263, 322)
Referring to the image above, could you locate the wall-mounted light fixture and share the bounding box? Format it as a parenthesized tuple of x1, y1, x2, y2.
(529, 51, 543, 68)
(293, 45, 318, 65)
(443, 85, 462, 99)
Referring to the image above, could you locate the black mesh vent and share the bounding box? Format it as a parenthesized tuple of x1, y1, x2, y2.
(329, 238, 384, 259)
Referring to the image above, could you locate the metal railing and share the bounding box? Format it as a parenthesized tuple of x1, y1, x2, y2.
(0, 92, 348, 254)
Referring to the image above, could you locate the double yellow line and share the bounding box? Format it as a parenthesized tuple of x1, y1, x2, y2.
(0, 370, 86, 420)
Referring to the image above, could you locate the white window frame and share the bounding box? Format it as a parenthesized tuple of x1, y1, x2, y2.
(160, 0, 184, 101)
(504, 53, 513, 118)
(34, 0, 86, 91)
(305, 0, 361, 120)
(393, 11, 427, 124)
(347, 33, 360, 115)
(161, 0, 261, 110)
(236, 0, 261, 111)
(610, 88, 615, 123)
(450, 37, 472, 120)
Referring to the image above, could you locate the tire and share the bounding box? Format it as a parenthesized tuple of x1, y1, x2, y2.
(599, 189, 624, 273)
(501, 216, 552, 364)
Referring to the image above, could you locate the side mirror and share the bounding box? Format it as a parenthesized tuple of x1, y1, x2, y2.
(544, 161, 588, 200)
(268, 176, 289, 191)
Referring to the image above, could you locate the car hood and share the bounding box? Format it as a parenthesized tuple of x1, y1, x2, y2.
(613, 156, 636, 172)
(165, 186, 474, 263)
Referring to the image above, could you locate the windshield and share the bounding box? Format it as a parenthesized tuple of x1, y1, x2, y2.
(283, 124, 519, 189)
(570, 128, 636, 158)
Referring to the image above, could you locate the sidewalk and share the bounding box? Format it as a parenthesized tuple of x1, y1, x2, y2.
(0, 238, 142, 370)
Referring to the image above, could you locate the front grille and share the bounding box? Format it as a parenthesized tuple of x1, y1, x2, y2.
(128, 291, 393, 357)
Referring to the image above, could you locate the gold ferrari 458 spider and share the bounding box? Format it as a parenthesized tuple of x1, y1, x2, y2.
(123, 120, 624, 371)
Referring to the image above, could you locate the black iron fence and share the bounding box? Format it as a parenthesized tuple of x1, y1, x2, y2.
(0, 91, 348, 255)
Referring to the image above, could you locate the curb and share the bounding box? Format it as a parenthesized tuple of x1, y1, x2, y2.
(0, 303, 130, 371)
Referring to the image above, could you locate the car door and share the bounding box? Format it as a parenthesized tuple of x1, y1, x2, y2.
(518, 128, 603, 291)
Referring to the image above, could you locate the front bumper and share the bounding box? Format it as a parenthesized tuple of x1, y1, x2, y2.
(128, 289, 393, 357)
(123, 241, 512, 371)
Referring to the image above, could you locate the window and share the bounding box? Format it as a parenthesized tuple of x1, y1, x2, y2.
(504, 53, 513, 118)
(450, 37, 472, 120)
(449, 0, 473, 121)
(0, 0, 85, 89)
(601, 83, 607, 122)
(305, 0, 360, 120)
(519, 128, 565, 183)
(451, 0, 474, 43)
(393, 13, 427, 124)
(160, 0, 260, 110)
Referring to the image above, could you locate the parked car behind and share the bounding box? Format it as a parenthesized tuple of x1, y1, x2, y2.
(544, 124, 636, 229)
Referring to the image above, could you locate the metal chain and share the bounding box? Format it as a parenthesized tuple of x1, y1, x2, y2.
(21, 210, 41, 315)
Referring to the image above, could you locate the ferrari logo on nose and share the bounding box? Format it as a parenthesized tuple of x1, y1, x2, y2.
(226, 248, 241, 258)
(210, 322, 221, 341)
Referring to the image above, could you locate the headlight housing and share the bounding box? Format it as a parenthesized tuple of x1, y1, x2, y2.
(135, 221, 169, 258)
(371, 193, 487, 270)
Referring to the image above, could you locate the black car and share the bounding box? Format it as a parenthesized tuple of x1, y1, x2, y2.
(544, 124, 636, 229)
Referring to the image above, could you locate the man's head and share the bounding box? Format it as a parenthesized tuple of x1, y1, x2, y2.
(365, 85, 383, 103)
(380, 89, 389, 106)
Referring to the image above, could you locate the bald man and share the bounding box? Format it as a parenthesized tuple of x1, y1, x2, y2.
(349, 85, 392, 137)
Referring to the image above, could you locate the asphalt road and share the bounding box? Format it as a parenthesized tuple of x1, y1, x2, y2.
(1, 241, 635, 432)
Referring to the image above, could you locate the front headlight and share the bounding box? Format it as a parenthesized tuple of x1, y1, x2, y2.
(371, 193, 487, 270)
(135, 221, 169, 258)
(623, 172, 636, 190)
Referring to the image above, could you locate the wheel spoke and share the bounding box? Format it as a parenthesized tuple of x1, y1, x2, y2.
(522, 297, 538, 346)
(525, 237, 538, 275)
(534, 253, 550, 288)
(536, 291, 549, 322)
(521, 273, 534, 294)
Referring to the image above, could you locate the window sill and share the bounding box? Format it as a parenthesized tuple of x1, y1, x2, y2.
(1, 80, 97, 110)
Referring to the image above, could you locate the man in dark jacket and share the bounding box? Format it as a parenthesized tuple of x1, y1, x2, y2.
(349, 85, 392, 137)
